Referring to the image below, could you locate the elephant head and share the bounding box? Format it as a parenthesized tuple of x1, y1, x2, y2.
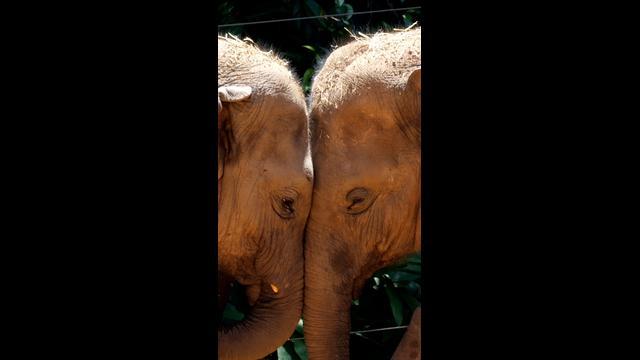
(217, 35, 313, 360)
(304, 28, 421, 359)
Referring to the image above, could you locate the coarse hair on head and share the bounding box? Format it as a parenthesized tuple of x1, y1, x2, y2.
(218, 33, 306, 107)
(309, 26, 421, 115)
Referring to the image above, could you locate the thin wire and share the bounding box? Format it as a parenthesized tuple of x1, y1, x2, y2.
(218, 6, 421, 28)
(288, 325, 409, 341)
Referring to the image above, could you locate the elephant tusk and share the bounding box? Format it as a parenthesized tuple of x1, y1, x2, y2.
(270, 283, 279, 294)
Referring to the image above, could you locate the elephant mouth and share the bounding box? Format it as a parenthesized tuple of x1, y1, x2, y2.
(218, 278, 250, 327)
(217, 267, 303, 359)
(218, 273, 271, 328)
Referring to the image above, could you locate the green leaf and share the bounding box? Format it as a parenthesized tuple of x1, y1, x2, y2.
(335, 0, 344, 7)
(406, 253, 422, 263)
(277, 346, 294, 360)
(295, 318, 304, 336)
(403, 14, 413, 27)
(303, 68, 314, 81)
(390, 271, 421, 283)
(302, 68, 315, 93)
(278, 342, 301, 360)
(403, 281, 421, 297)
(339, 4, 353, 20)
(399, 263, 421, 275)
(222, 303, 244, 321)
(385, 287, 404, 326)
(302, 46, 321, 62)
(304, 0, 322, 16)
(293, 340, 308, 360)
(398, 291, 421, 310)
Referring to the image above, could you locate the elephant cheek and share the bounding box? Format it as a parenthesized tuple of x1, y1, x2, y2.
(352, 283, 364, 300)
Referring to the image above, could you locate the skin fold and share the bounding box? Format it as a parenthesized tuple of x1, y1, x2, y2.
(218, 35, 313, 360)
(304, 28, 421, 359)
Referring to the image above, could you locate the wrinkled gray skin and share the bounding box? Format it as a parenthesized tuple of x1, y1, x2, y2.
(304, 29, 421, 360)
(218, 37, 313, 360)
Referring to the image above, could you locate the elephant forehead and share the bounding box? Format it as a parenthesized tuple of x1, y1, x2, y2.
(312, 101, 410, 158)
(218, 36, 306, 108)
(303, 145, 314, 181)
(310, 27, 421, 114)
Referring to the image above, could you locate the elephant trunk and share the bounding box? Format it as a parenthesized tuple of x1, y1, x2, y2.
(303, 239, 353, 360)
(218, 264, 303, 359)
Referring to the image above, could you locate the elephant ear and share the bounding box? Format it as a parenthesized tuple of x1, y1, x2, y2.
(403, 68, 421, 132)
(218, 85, 252, 136)
(217, 85, 252, 180)
(410, 70, 421, 249)
(218, 85, 252, 105)
(407, 68, 421, 93)
(217, 85, 252, 206)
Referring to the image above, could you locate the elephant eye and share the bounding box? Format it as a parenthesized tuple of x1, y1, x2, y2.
(345, 187, 376, 215)
(271, 191, 298, 219)
(282, 197, 294, 213)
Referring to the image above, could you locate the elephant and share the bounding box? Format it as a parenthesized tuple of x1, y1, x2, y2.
(217, 34, 314, 360)
(391, 307, 421, 360)
(303, 28, 421, 359)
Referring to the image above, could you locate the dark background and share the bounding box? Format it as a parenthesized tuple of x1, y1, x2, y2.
(7, 2, 623, 359)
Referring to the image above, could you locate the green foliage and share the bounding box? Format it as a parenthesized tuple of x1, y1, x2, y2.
(222, 303, 244, 322)
(348, 253, 422, 359)
(221, 254, 421, 360)
(277, 341, 306, 360)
